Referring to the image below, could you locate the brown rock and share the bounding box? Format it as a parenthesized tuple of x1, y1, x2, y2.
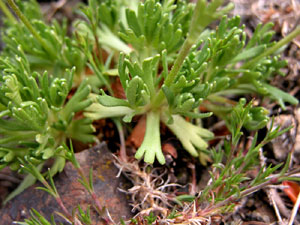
(0, 143, 132, 224)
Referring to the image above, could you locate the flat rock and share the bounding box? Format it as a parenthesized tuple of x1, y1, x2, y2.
(0, 143, 132, 224)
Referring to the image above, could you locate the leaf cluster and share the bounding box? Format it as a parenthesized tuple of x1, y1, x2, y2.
(119, 0, 193, 59)
(200, 102, 293, 205)
(84, 0, 298, 165)
(0, 0, 98, 200)
(2, 0, 86, 79)
(0, 46, 94, 171)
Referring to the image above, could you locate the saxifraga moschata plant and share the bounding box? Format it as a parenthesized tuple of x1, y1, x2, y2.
(0, 0, 299, 201)
(0, 0, 97, 201)
(82, 0, 299, 164)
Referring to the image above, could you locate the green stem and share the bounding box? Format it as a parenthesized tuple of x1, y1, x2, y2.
(6, 0, 57, 59)
(242, 26, 300, 69)
(55, 196, 74, 223)
(207, 94, 237, 106)
(92, 25, 103, 66)
(113, 118, 127, 162)
(88, 53, 113, 94)
(151, 41, 192, 108)
(164, 40, 194, 87)
(210, 173, 280, 211)
(0, 0, 16, 23)
(0, 132, 36, 145)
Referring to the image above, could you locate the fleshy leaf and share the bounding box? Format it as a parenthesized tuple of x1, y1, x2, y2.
(135, 111, 165, 164)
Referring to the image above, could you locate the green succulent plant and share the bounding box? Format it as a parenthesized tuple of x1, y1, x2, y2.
(0, 0, 97, 200)
(0, 45, 95, 200)
(83, 0, 299, 164)
(0, 0, 299, 201)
